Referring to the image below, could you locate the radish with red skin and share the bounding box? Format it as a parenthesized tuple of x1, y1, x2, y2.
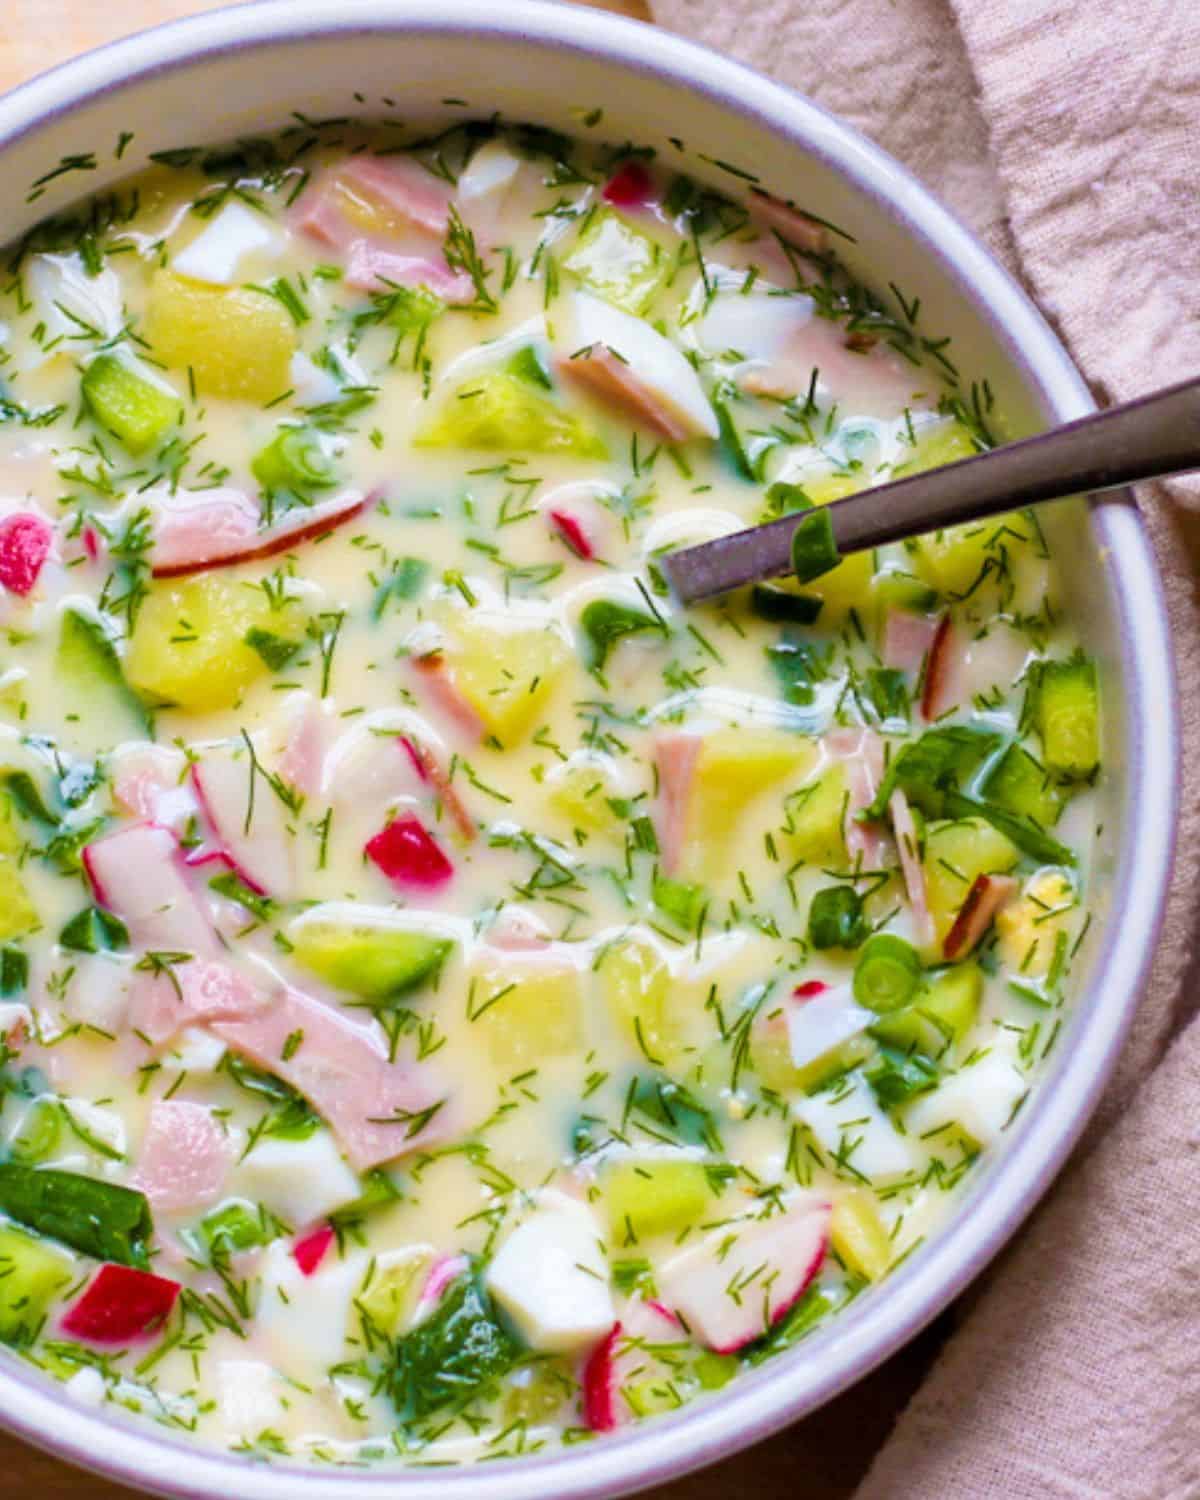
(657, 1196, 830, 1353)
(408, 653, 486, 743)
(890, 787, 934, 948)
(83, 823, 219, 955)
(547, 508, 595, 561)
(291, 1224, 335, 1277)
(943, 873, 1019, 961)
(883, 607, 940, 675)
(365, 814, 454, 892)
(602, 161, 655, 210)
(749, 189, 828, 255)
(61, 1264, 180, 1344)
(191, 748, 295, 899)
(150, 487, 372, 579)
(0, 512, 53, 596)
(398, 736, 476, 842)
(794, 979, 829, 1000)
(582, 1321, 622, 1432)
(559, 346, 693, 443)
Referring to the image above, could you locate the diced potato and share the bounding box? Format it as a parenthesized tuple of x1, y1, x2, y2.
(471, 961, 582, 1065)
(416, 374, 606, 458)
(677, 728, 816, 879)
(145, 271, 297, 402)
(355, 1245, 432, 1338)
(545, 754, 625, 837)
(563, 207, 669, 315)
(444, 612, 569, 744)
(830, 1188, 892, 1282)
(598, 935, 672, 1061)
(995, 870, 1076, 980)
(126, 575, 302, 712)
(601, 1157, 710, 1241)
(782, 766, 848, 865)
(923, 819, 1019, 945)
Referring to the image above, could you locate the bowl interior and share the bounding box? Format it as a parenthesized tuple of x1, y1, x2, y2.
(0, 5, 1177, 1498)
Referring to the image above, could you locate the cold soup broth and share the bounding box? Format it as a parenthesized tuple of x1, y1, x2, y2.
(0, 118, 1098, 1464)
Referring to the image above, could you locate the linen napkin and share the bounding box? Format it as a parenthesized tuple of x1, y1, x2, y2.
(648, 0, 1200, 1494)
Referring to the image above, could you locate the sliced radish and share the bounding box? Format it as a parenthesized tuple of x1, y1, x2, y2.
(365, 814, 453, 892)
(411, 1252, 471, 1326)
(0, 512, 53, 596)
(943, 873, 1018, 961)
(603, 161, 656, 210)
(61, 1264, 180, 1344)
(793, 979, 829, 1000)
(785, 984, 874, 1071)
(657, 1196, 829, 1353)
(398, 736, 476, 842)
(192, 745, 295, 899)
(408, 653, 485, 743)
(654, 733, 702, 877)
(547, 508, 595, 561)
(890, 788, 934, 948)
(150, 487, 371, 578)
(291, 1223, 335, 1277)
(920, 614, 957, 722)
(83, 824, 218, 955)
(694, 281, 813, 363)
(582, 1321, 623, 1432)
(563, 291, 718, 441)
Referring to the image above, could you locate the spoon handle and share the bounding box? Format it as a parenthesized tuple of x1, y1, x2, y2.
(663, 373, 1200, 604)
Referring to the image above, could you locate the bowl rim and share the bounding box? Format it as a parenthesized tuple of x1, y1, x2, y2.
(0, 3, 1179, 1498)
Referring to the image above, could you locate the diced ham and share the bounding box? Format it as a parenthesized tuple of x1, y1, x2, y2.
(398, 736, 476, 842)
(559, 346, 693, 443)
(750, 190, 828, 256)
(0, 511, 54, 596)
(133, 1100, 230, 1215)
(150, 487, 371, 579)
(827, 727, 889, 868)
(83, 824, 219, 956)
(110, 744, 198, 832)
(336, 154, 455, 238)
(883, 608, 940, 676)
(741, 313, 924, 420)
(211, 985, 454, 1171)
(943, 873, 1019, 961)
(343, 242, 476, 302)
(654, 733, 701, 876)
(291, 1223, 335, 1276)
(61, 1264, 180, 1344)
(603, 161, 656, 210)
(408, 653, 485, 743)
(192, 745, 295, 898)
(658, 1196, 829, 1353)
(889, 788, 934, 949)
(128, 958, 267, 1047)
(920, 614, 958, 722)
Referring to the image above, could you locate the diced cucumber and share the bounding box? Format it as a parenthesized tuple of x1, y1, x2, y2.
(870, 963, 982, 1057)
(81, 354, 182, 454)
(980, 742, 1066, 827)
(1036, 654, 1099, 780)
(752, 1016, 873, 1095)
(693, 1351, 740, 1389)
(416, 374, 606, 458)
(829, 1188, 892, 1282)
(563, 207, 669, 315)
(57, 603, 150, 750)
(601, 1158, 710, 1241)
(874, 567, 939, 616)
(922, 819, 1019, 945)
(198, 1198, 276, 1258)
(579, 599, 664, 673)
(472, 963, 582, 1066)
(782, 768, 848, 865)
(9, 1099, 62, 1165)
(0, 1221, 74, 1346)
(599, 936, 673, 1062)
(652, 874, 706, 932)
(287, 911, 453, 1006)
(0, 793, 37, 943)
(357, 1246, 433, 1338)
(808, 886, 866, 950)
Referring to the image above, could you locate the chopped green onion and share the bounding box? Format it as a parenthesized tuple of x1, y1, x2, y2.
(852, 933, 922, 1013)
(791, 508, 841, 584)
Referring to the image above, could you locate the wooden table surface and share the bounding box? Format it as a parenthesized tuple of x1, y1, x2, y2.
(0, 1, 946, 1493)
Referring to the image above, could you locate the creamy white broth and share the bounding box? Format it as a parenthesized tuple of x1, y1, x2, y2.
(0, 122, 1098, 1463)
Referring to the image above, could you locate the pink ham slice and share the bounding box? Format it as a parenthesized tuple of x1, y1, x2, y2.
(559, 348, 694, 443)
(333, 154, 455, 238)
(133, 1100, 231, 1215)
(750, 190, 828, 256)
(192, 745, 295, 899)
(658, 1196, 829, 1353)
(827, 727, 889, 868)
(943, 873, 1019, 961)
(654, 733, 701, 877)
(343, 243, 476, 302)
(128, 958, 268, 1046)
(211, 986, 454, 1171)
(741, 314, 924, 420)
(408, 653, 485, 743)
(150, 487, 370, 579)
(883, 608, 940, 676)
(889, 788, 934, 949)
(399, 736, 476, 843)
(83, 824, 219, 956)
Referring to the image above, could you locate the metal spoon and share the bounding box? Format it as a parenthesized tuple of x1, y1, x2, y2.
(662, 373, 1200, 604)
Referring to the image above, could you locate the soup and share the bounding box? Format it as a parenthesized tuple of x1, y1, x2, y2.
(0, 118, 1098, 1465)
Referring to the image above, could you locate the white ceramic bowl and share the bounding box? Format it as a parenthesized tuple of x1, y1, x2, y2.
(0, 4, 1178, 1497)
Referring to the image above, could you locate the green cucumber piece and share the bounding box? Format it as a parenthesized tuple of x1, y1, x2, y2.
(808, 886, 867, 950)
(980, 743, 1066, 827)
(81, 354, 181, 454)
(652, 873, 706, 932)
(853, 934, 922, 1013)
(58, 905, 129, 954)
(750, 583, 823, 625)
(0, 1222, 74, 1346)
(0, 1163, 153, 1268)
(1036, 653, 1099, 780)
(287, 910, 453, 1005)
(870, 963, 982, 1057)
(56, 604, 150, 750)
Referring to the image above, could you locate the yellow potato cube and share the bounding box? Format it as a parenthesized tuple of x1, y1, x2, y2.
(471, 960, 582, 1066)
(445, 612, 568, 745)
(601, 1157, 710, 1242)
(923, 819, 1020, 945)
(996, 870, 1076, 980)
(598, 934, 672, 1061)
(145, 271, 297, 403)
(830, 1188, 893, 1282)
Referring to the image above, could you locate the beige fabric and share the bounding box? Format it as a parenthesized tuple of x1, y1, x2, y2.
(649, 0, 1200, 1493)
